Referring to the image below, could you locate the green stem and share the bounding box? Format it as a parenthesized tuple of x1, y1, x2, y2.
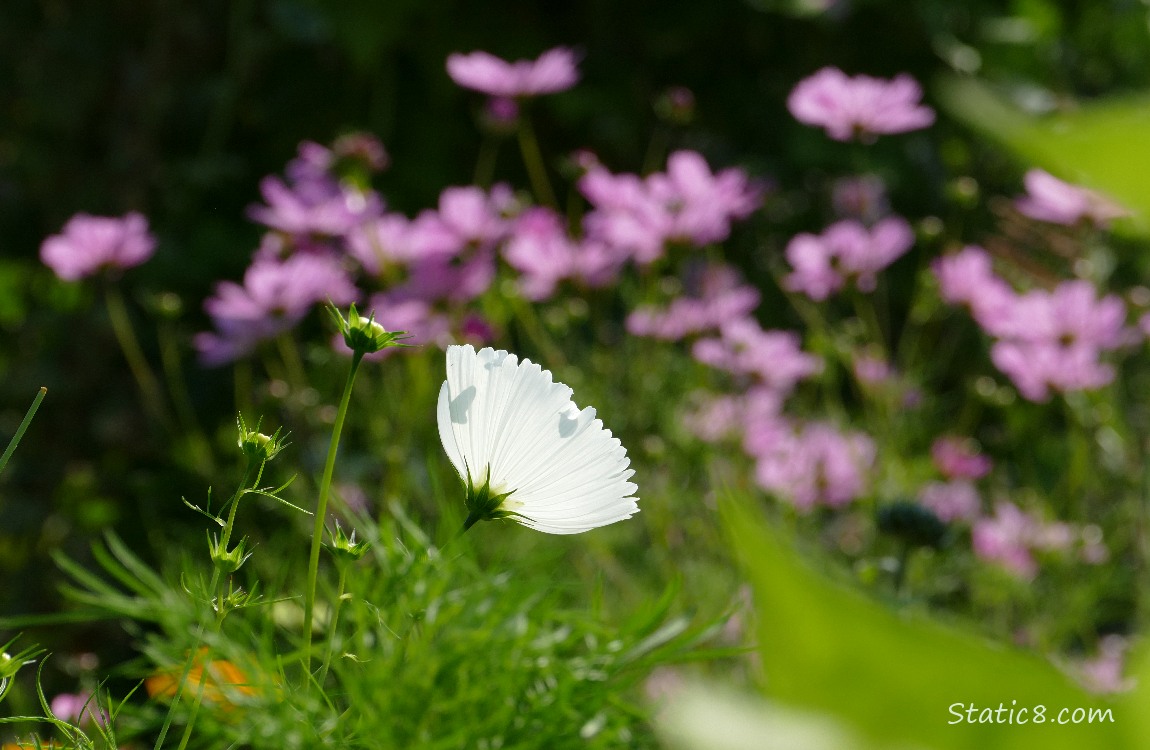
(104, 285, 173, 433)
(303, 352, 363, 677)
(162, 464, 255, 750)
(516, 115, 558, 208)
(316, 565, 348, 689)
(473, 134, 501, 189)
(0, 387, 46, 478)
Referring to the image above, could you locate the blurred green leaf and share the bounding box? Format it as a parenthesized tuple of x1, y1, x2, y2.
(936, 75, 1150, 233)
(722, 495, 1125, 750)
(656, 681, 873, 750)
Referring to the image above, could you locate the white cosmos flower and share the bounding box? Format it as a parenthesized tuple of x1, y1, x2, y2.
(437, 344, 639, 534)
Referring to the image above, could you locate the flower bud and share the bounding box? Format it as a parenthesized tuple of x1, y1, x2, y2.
(324, 521, 370, 565)
(329, 303, 409, 356)
(236, 414, 287, 464)
(209, 532, 254, 574)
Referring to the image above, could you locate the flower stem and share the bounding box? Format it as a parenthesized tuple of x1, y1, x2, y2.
(161, 464, 255, 750)
(517, 115, 558, 208)
(104, 285, 173, 434)
(316, 565, 348, 689)
(0, 387, 46, 479)
(303, 352, 363, 677)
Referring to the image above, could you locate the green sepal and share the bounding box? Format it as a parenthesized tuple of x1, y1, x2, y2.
(461, 464, 518, 532)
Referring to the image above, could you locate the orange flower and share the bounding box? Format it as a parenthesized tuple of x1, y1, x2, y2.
(145, 647, 257, 708)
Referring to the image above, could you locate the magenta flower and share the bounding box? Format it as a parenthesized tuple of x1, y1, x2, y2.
(626, 263, 760, 340)
(196, 254, 358, 365)
(50, 692, 107, 727)
(691, 318, 821, 394)
(1076, 636, 1135, 694)
(749, 420, 876, 511)
(503, 207, 625, 300)
(580, 151, 760, 264)
(972, 503, 1040, 579)
(972, 502, 1076, 580)
(40, 212, 156, 281)
(932, 246, 1015, 328)
(787, 67, 935, 142)
(918, 480, 980, 523)
(783, 216, 914, 300)
(930, 437, 991, 480)
(1015, 169, 1129, 228)
(446, 47, 580, 98)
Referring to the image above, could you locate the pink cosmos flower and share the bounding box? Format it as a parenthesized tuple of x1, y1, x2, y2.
(918, 480, 981, 523)
(679, 393, 749, 443)
(41, 212, 157, 281)
(749, 420, 876, 511)
(787, 67, 935, 142)
(691, 318, 821, 394)
(248, 141, 383, 240)
(196, 253, 358, 365)
(930, 437, 991, 480)
(935, 249, 1131, 401)
(932, 246, 1015, 328)
(446, 47, 580, 98)
(1015, 169, 1129, 228)
(626, 263, 760, 340)
(50, 692, 107, 727)
(783, 216, 914, 300)
(502, 207, 626, 300)
(972, 502, 1076, 579)
(1076, 635, 1136, 694)
(580, 151, 760, 264)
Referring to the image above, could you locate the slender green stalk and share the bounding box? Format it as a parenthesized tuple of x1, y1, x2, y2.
(316, 565, 348, 689)
(104, 285, 173, 433)
(472, 134, 500, 189)
(160, 463, 256, 750)
(0, 387, 46, 478)
(303, 352, 363, 676)
(516, 115, 558, 208)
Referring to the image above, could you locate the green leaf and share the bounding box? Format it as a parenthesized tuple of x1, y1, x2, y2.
(722, 494, 1125, 750)
(935, 75, 1150, 232)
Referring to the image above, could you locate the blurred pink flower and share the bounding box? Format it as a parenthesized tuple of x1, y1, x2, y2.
(626, 263, 760, 340)
(41, 212, 156, 281)
(196, 253, 358, 365)
(1015, 169, 1129, 228)
(852, 352, 893, 386)
(972, 502, 1078, 579)
(930, 437, 991, 479)
(1077, 635, 1136, 694)
(691, 318, 821, 394)
(787, 67, 935, 142)
(936, 249, 1131, 401)
(932, 246, 1015, 328)
(972, 502, 1040, 579)
(446, 47, 580, 97)
(50, 692, 107, 727)
(503, 207, 626, 300)
(248, 140, 383, 239)
(580, 151, 760, 264)
(784, 216, 914, 299)
(918, 480, 981, 523)
(750, 420, 875, 511)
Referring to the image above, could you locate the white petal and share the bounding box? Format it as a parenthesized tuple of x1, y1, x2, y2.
(439, 344, 639, 534)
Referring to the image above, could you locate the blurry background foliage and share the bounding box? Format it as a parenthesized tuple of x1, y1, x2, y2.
(1, 0, 1150, 734)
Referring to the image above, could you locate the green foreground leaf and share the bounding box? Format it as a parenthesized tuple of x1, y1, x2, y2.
(721, 495, 1126, 750)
